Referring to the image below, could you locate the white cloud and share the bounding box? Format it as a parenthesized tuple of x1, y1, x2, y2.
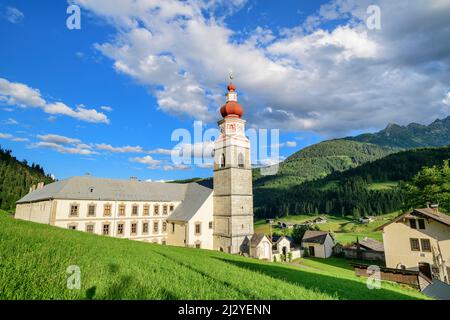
(32, 134, 96, 155)
(163, 164, 190, 171)
(74, 0, 450, 136)
(0, 78, 45, 107)
(0, 132, 29, 142)
(285, 141, 297, 148)
(443, 92, 450, 106)
(37, 134, 81, 145)
(0, 77, 109, 124)
(31, 141, 98, 155)
(3, 118, 19, 125)
(147, 148, 173, 155)
(100, 106, 113, 112)
(95, 143, 143, 153)
(197, 162, 214, 169)
(4, 6, 24, 24)
(130, 155, 161, 166)
(177, 142, 215, 159)
(43, 102, 109, 124)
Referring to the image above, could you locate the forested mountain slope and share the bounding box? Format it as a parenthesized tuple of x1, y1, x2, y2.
(0, 146, 53, 211)
(254, 147, 450, 218)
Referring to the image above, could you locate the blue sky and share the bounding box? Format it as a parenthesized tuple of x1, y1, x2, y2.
(0, 0, 449, 181)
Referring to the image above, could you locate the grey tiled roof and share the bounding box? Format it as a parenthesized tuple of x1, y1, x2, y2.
(17, 176, 191, 203)
(167, 180, 213, 222)
(251, 233, 269, 246)
(359, 237, 384, 252)
(302, 230, 330, 244)
(376, 207, 450, 230)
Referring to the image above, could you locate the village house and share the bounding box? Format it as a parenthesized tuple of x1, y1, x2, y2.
(377, 206, 450, 284)
(358, 216, 375, 224)
(249, 234, 302, 261)
(278, 221, 296, 229)
(272, 235, 302, 261)
(341, 237, 385, 261)
(302, 230, 335, 258)
(313, 216, 328, 224)
(249, 234, 272, 260)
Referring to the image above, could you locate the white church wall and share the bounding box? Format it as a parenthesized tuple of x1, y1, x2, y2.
(167, 221, 187, 247)
(15, 200, 53, 224)
(186, 193, 214, 249)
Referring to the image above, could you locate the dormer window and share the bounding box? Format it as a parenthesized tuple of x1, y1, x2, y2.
(89, 187, 94, 193)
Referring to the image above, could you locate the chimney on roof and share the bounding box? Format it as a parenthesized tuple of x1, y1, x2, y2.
(37, 182, 44, 190)
(430, 204, 439, 214)
(31, 184, 36, 192)
(29, 186, 33, 193)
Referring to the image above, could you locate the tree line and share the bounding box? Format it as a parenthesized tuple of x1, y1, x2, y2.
(254, 147, 450, 219)
(0, 146, 54, 211)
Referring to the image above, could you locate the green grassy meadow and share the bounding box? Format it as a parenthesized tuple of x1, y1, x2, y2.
(254, 213, 399, 244)
(0, 211, 425, 300)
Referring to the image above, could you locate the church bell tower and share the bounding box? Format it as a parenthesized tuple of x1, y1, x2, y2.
(213, 79, 254, 254)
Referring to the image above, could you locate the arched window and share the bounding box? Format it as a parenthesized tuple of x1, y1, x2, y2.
(238, 153, 244, 168)
(220, 153, 226, 168)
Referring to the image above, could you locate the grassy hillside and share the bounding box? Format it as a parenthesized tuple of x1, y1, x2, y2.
(0, 212, 425, 300)
(253, 140, 397, 189)
(255, 146, 450, 218)
(0, 146, 53, 211)
(254, 213, 399, 244)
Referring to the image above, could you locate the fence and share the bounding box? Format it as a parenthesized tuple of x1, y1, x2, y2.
(352, 263, 432, 290)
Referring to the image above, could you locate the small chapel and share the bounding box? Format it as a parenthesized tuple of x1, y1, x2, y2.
(15, 81, 256, 256)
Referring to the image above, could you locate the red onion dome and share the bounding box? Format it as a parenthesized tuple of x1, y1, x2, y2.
(220, 101, 243, 118)
(220, 82, 243, 118)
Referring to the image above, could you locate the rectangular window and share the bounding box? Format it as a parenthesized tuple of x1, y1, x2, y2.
(131, 223, 137, 235)
(88, 205, 96, 217)
(162, 222, 167, 232)
(418, 219, 426, 230)
(154, 205, 159, 216)
(70, 205, 79, 216)
(68, 225, 77, 230)
(421, 239, 431, 252)
(162, 240, 166, 245)
(169, 205, 174, 212)
(410, 238, 420, 251)
(104, 204, 112, 216)
(143, 205, 150, 216)
(103, 224, 110, 236)
(172, 223, 175, 233)
(209, 221, 213, 229)
(119, 204, 126, 216)
(195, 223, 201, 235)
(86, 224, 94, 233)
(117, 223, 124, 235)
(143, 222, 149, 234)
(153, 221, 159, 233)
(409, 219, 417, 229)
(163, 205, 168, 215)
(132, 205, 138, 216)
(195, 243, 201, 249)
